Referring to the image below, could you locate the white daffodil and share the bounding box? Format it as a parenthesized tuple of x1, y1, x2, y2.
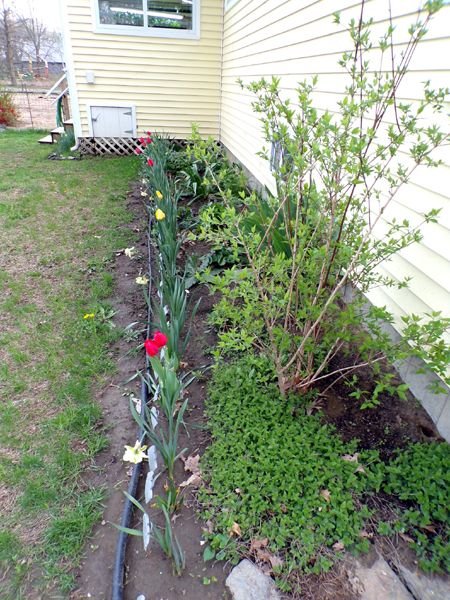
(135, 275, 149, 285)
(123, 441, 148, 464)
(124, 247, 136, 258)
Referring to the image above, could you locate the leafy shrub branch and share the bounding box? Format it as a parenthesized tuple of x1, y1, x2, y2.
(194, 1, 450, 398)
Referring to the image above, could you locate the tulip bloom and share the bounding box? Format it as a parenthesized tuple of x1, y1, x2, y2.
(144, 339, 160, 357)
(153, 331, 168, 348)
(147, 158, 154, 167)
(134, 146, 142, 155)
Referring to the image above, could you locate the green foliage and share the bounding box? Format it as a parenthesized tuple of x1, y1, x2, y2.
(192, 5, 450, 397)
(53, 131, 76, 156)
(383, 442, 450, 573)
(200, 355, 383, 577)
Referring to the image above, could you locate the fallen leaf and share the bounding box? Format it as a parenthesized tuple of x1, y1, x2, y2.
(204, 520, 214, 534)
(399, 532, 415, 544)
(255, 549, 283, 569)
(235, 488, 242, 495)
(320, 489, 331, 502)
(421, 524, 436, 533)
(359, 530, 372, 539)
(250, 538, 269, 552)
(183, 454, 201, 475)
(355, 465, 366, 474)
(179, 473, 202, 488)
(229, 522, 242, 537)
(342, 453, 359, 462)
(332, 541, 345, 552)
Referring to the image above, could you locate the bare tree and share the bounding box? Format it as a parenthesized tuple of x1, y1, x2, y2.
(0, 0, 18, 84)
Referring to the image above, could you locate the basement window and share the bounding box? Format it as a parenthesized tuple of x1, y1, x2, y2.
(94, 0, 199, 39)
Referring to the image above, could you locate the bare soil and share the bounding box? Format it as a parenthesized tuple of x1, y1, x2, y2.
(71, 187, 230, 600)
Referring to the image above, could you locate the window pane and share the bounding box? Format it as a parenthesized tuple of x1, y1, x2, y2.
(147, 0, 192, 30)
(98, 0, 144, 27)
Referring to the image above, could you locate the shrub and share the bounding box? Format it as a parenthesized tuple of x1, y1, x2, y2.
(193, 2, 450, 400)
(0, 89, 19, 126)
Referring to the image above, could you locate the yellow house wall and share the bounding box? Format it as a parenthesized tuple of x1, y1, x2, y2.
(221, 0, 450, 337)
(64, 0, 223, 138)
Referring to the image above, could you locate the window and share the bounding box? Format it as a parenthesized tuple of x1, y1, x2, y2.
(224, 0, 241, 11)
(94, 0, 199, 38)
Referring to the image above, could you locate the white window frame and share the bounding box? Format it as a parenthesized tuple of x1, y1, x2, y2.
(86, 101, 137, 137)
(224, 0, 241, 11)
(92, 0, 200, 40)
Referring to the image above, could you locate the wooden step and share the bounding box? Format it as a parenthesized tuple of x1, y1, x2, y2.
(38, 134, 54, 144)
(63, 119, 74, 134)
(50, 126, 65, 143)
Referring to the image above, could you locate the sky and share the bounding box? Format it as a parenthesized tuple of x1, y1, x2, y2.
(10, 0, 63, 32)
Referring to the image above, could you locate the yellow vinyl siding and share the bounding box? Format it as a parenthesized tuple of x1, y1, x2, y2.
(65, 0, 223, 138)
(221, 0, 450, 336)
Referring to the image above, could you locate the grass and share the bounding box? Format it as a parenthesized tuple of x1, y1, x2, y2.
(0, 129, 139, 597)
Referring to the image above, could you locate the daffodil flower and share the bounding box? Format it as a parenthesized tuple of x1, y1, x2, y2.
(83, 313, 95, 319)
(123, 441, 148, 464)
(124, 247, 136, 258)
(155, 190, 163, 200)
(155, 208, 166, 221)
(135, 275, 149, 285)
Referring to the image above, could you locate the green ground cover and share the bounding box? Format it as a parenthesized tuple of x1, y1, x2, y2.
(0, 129, 138, 597)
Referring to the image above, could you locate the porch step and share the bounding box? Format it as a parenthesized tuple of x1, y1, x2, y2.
(38, 134, 54, 144)
(50, 126, 65, 143)
(63, 119, 74, 134)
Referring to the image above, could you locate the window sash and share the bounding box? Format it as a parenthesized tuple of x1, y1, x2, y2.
(93, 0, 199, 39)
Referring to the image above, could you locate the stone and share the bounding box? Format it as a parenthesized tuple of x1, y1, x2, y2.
(397, 564, 450, 600)
(225, 559, 281, 600)
(354, 555, 413, 600)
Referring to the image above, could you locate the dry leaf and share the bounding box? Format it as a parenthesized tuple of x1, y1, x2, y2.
(320, 489, 331, 502)
(399, 532, 415, 544)
(204, 520, 214, 534)
(355, 465, 366, 474)
(229, 522, 242, 537)
(235, 488, 242, 495)
(342, 453, 359, 462)
(179, 473, 202, 488)
(250, 538, 269, 552)
(256, 549, 283, 569)
(333, 541, 345, 552)
(183, 454, 201, 475)
(421, 524, 436, 533)
(359, 530, 372, 539)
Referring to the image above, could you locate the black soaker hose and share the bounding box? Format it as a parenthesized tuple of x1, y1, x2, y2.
(111, 218, 154, 600)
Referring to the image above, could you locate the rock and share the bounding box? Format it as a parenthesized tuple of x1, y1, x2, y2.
(354, 555, 413, 600)
(225, 559, 281, 600)
(396, 564, 450, 600)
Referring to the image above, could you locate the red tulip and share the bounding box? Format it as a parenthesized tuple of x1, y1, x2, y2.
(134, 147, 142, 155)
(146, 137, 152, 144)
(139, 136, 146, 145)
(146, 130, 152, 136)
(153, 331, 168, 348)
(144, 339, 159, 357)
(147, 158, 154, 167)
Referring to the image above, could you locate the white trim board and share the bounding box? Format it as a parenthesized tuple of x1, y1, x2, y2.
(61, 0, 82, 138)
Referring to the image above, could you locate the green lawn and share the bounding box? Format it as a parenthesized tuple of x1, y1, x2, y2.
(0, 130, 139, 597)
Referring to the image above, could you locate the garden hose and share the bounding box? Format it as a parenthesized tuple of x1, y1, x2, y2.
(111, 215, 154, 600)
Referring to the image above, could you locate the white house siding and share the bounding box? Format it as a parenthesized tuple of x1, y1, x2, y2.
(63, 0, 223, 138)
(221, 0, 449, 333)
